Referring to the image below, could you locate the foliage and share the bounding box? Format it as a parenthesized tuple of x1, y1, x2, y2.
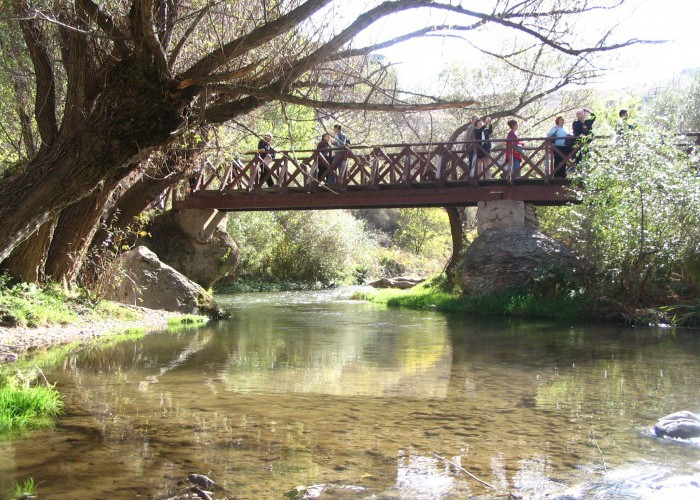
(0, 372, 63, 433)
(357, 277, 588, 320)
(0, 278, 79, 328)
(227, 210, 377, 286)
(642, 69, 700, 132)
(393, 208, 451, 257)
(538, 128, 700, 324)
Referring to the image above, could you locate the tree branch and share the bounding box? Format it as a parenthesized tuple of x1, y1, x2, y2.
(181, 0, 332, 80)
(17, 3, 57, 147)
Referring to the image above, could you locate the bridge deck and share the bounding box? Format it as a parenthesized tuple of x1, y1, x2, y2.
(172, 137, 592, 211)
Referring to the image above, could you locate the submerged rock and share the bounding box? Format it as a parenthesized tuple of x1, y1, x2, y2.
(99, 246, 221, 317)
(368, 277, 425, 289)
(654, 411, 700, 440)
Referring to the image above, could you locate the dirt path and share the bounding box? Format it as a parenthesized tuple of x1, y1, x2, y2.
(0, 307, 181, 363)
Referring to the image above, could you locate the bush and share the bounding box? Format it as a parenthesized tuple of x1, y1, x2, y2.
(227, 210, 377, 286)
(0, 374, 63, 432)
(539, 128, 700, 323)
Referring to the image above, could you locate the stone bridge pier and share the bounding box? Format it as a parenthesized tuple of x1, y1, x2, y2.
(464, 200, 579, 295)
(139, 208, 238, 289)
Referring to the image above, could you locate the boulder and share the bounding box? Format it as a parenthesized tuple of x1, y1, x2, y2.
(369, 277, 425, 289)
(99, 246, 220, 316)
(653, 411, 700, 440)
(463, 226, 580, 295)
(139, 210, 238, 289)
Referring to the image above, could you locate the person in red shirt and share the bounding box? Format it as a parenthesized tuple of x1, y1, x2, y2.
(505, 119, 524, 180)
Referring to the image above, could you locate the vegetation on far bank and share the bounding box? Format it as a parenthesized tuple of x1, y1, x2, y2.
(356, 276, 590, 321)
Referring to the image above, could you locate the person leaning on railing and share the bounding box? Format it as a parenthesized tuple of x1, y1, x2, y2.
(547, 116, 572, 178)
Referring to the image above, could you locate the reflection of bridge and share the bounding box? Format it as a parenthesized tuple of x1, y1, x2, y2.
(172, 135, 699, 211)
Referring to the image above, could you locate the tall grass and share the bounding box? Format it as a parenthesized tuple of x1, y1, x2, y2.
(0, 381, 63, 432)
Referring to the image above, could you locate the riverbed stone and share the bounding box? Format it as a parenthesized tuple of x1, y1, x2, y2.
(99, 246, 220, 316)
(462, 226, 580, 295)
(654, 411, 700, 440)
(139, 210, 238, 289)
(369, 277, 425, 289)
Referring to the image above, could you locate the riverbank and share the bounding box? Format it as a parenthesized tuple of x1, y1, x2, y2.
(0, 306, 184, 363)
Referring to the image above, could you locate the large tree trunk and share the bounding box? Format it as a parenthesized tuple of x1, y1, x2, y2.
(444, 206, 464, 289)
(44, 181, 120, 284)
(4, 219, 57, 283)
(0, 59, 189, 263)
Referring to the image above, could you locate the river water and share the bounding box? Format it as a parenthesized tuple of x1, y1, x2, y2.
(1, 289, 699, 499)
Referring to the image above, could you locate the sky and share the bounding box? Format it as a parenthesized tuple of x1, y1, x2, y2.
(352, 0, 700, 91)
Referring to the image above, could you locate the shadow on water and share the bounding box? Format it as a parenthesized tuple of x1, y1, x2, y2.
(1, 288, 698, 499)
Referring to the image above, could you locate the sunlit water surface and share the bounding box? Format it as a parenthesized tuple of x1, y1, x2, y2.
(1, 289, 699, 499)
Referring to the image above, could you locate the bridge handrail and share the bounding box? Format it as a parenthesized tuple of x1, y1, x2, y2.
(175, 132, 699, 202)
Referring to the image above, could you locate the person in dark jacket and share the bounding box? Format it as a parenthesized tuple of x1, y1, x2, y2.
(474, 117, 493, 179)
(257, 133, 276, 187)
(572, 108, 595, 165)
(316, 133, 333, 183)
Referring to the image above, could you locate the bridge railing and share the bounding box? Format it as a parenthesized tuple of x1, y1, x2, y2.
(180, 133, 700, 198)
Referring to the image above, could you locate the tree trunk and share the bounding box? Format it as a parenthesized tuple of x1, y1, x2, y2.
(444, 206, 464, 290)
(44, 181, 119, 284)
(4, 218, 57, 283)
(0, 59, 189, 263)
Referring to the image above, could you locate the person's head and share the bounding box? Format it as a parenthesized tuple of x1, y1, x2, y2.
(576, 110, 585, 121)
(322, 133, 330, 142)
(471, 115, 478, 124)
(484, 116, 492, 125)
(619, 109, 628, 119)
(334, 124, 342, 133)
(476, 119, 484, 128)
(507, 119, 518, 130)
(555, 116, 564, 126)
(264, 133, 272, 142)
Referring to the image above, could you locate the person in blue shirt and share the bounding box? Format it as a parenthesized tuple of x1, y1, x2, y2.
(547, 116, 572, 178)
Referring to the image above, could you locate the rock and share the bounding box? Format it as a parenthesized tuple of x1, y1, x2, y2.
(187, 474, 216, 490)
(139, 210, 238, 289)
(99, 246, 221, 316)
(463, 226, 580, 295)
(368, 277, 425, 289)
(654, 411, 700, 439)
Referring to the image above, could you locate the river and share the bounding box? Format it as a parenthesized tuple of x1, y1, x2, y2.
(1, 289, 699, 499)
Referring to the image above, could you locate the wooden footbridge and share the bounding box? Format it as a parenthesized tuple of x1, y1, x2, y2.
(171, 134, 698, 211)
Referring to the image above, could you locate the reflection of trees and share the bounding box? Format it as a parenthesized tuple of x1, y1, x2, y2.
(221, 305, 452, 397)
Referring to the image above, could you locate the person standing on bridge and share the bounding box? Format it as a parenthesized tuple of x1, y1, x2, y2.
(332, 124, 349, 185)
(572, 108, 596, 165)
(316, 133, 333, 184)
(505, 119, 524, 180)
(547, 116, 572, 178)
(464, 115, 478, 178)
(257, 133, 276, 187)
(474, 118, 493, 179)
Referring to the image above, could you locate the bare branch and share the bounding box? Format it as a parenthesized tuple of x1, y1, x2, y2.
(181, 0, 332, 80)
(76, 0, 130, 55)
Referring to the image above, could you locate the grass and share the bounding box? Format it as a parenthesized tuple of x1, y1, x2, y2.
(0, 380, 63, 433)
(0, 278, 139, 328)
(13, 477, 37, 499)
(357, 278, 590, 320)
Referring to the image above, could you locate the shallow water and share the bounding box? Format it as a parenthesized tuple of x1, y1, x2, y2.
(1, 289, 699, 499)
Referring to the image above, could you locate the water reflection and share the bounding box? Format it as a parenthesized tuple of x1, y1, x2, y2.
(0, 290, 698, 499)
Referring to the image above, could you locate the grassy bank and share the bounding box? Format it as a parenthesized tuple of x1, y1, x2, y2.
(0, 279, 140, 328)
(356, 279, 590, 320)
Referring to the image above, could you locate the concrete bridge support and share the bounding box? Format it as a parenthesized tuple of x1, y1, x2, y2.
(174, 208, 228, 244)
(476, 200, 538, 234)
